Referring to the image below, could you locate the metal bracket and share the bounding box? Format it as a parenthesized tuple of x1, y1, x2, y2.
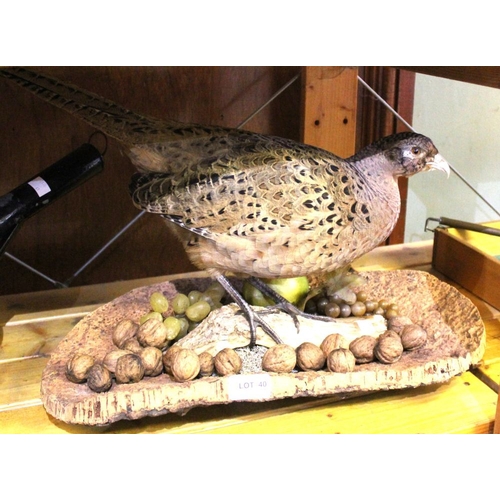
(424, 217, 442, 233)
(425, 216, 500, 237)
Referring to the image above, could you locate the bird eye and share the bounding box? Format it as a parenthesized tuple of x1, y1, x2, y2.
(411, 147, 421, 155)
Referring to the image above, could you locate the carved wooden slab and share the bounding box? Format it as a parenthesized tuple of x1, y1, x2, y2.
(40, 270, 485, 426)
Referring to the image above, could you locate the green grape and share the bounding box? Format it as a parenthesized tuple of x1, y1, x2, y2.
(150, 292, 169, 314)
(185, 300, 211, 322)
(210, 301, 223, 311)
(140, 311, 163, 324)
(199, 292, 216, 308)
(205, 282, 226, 302)
(176, 317, 189, 339)
(163, 316, 181, 341)
(188, 290, 202, 304)
(172, 293, 190, 315)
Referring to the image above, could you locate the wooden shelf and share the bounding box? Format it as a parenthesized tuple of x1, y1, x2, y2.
(2, 241, 499, 434)
(396, 66, 500, 89)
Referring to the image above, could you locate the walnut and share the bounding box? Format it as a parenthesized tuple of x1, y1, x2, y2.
(400, 324, 427, 351)
(137, 318, 169, 349)
(320, 333, 349, 356)
(380, 330, 401, 340)
(198, 351, 215, 377)
(170, 348, 200, 382)
(115, 353, 145, 384)
(66, 353, 95, 383)
(296, 342, 325, 371)
(262, 344, 297, 373)
(387, 316, 414, 335)
(103, 349, 130, 373)
(87, 363, 113, 392)
(374, 334, 403, 364)
(122, 337, 143, 354)
(327, 348, 356, 373)
(349, 335, 377, 364)
(162, 345, 182, 375)
(139, 346, 164, 376)
(112, 319, 139, 349)
(214, 348, 242, 376)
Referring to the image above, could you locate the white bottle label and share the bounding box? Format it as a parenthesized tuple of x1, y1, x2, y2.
(28, 177, 51, 197)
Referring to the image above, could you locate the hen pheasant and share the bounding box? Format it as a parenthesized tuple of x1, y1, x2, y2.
(0, 67, 450, 345)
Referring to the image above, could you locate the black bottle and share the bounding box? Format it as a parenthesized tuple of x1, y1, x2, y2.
(0, 143, 104, 256)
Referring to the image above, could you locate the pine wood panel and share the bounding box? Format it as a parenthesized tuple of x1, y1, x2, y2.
(301, 66, 358, 157)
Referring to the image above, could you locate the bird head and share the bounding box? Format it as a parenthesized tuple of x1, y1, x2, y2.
(349, 132, 450, 179)
(380, 132, 450, 178)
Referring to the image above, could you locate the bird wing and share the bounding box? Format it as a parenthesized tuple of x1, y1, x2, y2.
(130, 142, 360, 244)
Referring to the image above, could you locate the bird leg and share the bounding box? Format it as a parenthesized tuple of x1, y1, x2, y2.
(247, 276, 341, 329)
(215, 274, 284, 348)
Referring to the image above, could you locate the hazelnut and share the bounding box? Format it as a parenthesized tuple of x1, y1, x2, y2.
(296, 342, 325, 371)
(400, 324, 427, 351)
(87, 363, 113, 392)
(103, 349, 130, 373)
(262, 344, 297, 373)
(115, 353, 145, 384)
(66, 353, 95, 383)
(374, 334, 403, 364)
(214, 348, 242, 376)
(170, 348, 200, 382)
(112, 319, 139, 349)
(122, 337, 143, 354)
(349, 335, 377, 364)
(162, 345, 182, 375)
(198, 351, 215, 377)
(387, 316, 414, 335)
(320, 333, 349, 356)
(327, 348, 356, 373)
(139, 346, 164, 377)
(137, 318, 169, 349)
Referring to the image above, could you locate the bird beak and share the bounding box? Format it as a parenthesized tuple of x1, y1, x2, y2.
(426, 153, 450, 178)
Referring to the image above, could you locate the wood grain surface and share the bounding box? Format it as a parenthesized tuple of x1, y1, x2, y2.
(2, 241, 499, 433)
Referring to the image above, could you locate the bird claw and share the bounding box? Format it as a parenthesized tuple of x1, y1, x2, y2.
(247, 276, 337, 334)
(244, 309, 284, 347)
(258, 302, 302, 333)
(215, 274, 284, 348)
(259, 296, 340, 330)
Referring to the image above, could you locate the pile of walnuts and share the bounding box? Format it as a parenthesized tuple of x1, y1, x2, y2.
(66, 310, 427, 392)
(66, 314, 246, 392)
(261, 316, 427, 374)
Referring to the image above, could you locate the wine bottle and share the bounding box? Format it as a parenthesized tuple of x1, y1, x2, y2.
(0, 143, 104, 256)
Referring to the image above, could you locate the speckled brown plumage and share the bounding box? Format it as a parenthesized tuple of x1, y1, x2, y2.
(1, 67, 450, 344)
(130, 132, 449, 282)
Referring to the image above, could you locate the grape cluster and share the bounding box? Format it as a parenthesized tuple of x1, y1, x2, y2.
(143, 282, 227, 342)
(304, 290, 399, 320)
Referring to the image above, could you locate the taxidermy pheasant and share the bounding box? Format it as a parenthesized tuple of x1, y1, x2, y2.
(0, 67, 450, 345)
